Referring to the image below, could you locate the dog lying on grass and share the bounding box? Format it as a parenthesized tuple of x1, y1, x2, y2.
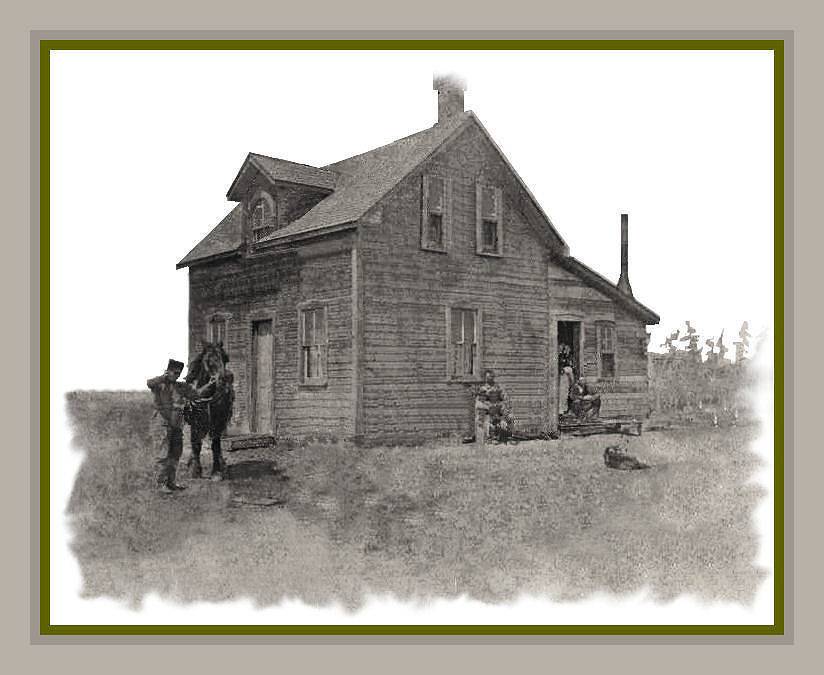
(603, 444, 650, 471)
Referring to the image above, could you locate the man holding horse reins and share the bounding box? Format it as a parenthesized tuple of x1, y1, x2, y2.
(147, 358, 216, 493)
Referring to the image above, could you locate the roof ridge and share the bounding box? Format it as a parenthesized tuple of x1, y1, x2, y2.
(248, 152, 339, 174)
(323, 111, 471, 172)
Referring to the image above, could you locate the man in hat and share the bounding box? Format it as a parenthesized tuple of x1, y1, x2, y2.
(147, 358, 215, 493)
(475, 368, 515, 443)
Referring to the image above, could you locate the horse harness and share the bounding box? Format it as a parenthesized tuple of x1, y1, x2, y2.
(186, 376, 233, 429)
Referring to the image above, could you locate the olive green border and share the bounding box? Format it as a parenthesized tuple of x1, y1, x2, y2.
(39, 37, 786, 637)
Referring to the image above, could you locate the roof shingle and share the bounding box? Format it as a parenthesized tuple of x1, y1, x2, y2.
(241, 154, 338, 194)
(260, 112, 472, 243)
(176, 203, 243, 269)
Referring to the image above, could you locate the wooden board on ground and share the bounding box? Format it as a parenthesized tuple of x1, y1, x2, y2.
(559, 417, 643, 437)
(230, 495, 285, 508)
(228, 434, 276, 451)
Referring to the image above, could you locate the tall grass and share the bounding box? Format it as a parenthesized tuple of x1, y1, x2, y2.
(65, 391, 767, 606)
(66, 392, 228, 559)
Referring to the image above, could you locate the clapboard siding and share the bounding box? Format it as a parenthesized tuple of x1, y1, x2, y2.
(359, 124, 552, 442)
(548, 262, 652, 419)
(188, 233, 354, 440)
(186, 121, 656, 443)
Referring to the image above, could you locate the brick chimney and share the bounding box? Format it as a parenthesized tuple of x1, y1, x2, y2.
(617, 213, 634, 296)
(433, 74, 466, 124)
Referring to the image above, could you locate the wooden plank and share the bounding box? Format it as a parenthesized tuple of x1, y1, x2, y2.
(229, 434, 275, 451)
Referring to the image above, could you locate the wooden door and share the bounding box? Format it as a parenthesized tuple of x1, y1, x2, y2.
(251, 319, 274, 433)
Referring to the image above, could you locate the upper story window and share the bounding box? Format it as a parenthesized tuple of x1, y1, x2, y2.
(250, 193, 276, 242)
(475, 183, 503, 256)
(421, 175, 451, 251)
(597, 321, 616, 379)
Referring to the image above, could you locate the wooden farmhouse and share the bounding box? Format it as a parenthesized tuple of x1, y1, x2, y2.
(177, 76, 660, 445)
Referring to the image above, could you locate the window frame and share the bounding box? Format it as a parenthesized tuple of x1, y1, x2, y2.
(446, 306, 483, 382)
(297, 300, 329, 387)
(421, 174, 451, 252)
(596, 320, 617, 380)
(475, 182, 504, 257)
(205, 312, 231, 350)
(250, 190, 277, 243)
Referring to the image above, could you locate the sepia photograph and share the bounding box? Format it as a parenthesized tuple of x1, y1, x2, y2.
(48, 45, 777, 628)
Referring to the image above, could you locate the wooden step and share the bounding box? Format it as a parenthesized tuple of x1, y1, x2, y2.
(227, 434, 276, 451)
(559, 417, 643, 437)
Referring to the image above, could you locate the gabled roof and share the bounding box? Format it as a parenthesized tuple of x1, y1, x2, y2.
(179, 114, 657, 325)
(553, 254, 660, 325)
(176, 204, 243, 269)
(259, 112, 569, 251)
(181, 112, 572, 264)
(226, 153, 338, 200)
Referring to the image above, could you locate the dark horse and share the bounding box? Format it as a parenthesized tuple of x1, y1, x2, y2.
(184, 342, 235, 480)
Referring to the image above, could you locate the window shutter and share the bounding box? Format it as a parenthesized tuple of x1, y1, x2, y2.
(321, 306, 328, 377)
(442, 176, 452, 249)
(421, 175, 429, 247)
(445, 306, 452, 379)
(476, 308, 484, 377)
(475, 181, 484, 254)
(317, 307, 327, 344)
(495, 187, 504, 254)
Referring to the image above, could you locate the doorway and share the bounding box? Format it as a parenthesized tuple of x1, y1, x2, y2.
(251, 319, 274, 433)
(557, 321, 581, 417)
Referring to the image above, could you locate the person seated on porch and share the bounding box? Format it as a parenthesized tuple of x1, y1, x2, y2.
(475, 369, 515, 443)
(569, 376, 602, 421)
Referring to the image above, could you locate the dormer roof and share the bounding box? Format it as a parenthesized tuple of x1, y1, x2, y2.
(225, 152, 338, 201)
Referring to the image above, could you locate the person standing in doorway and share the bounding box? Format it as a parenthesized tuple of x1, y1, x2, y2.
(558, 343, 575, 417)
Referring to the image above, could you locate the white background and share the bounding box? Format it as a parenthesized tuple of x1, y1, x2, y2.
(50, 49, 775, 625)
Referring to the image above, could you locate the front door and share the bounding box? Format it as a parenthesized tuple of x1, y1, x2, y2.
(251, 319, 273, 433)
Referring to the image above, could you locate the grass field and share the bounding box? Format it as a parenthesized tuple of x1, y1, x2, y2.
(65, 391, 766, 609)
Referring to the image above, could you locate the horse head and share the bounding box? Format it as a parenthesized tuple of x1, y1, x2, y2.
(186, 341, 230, 388)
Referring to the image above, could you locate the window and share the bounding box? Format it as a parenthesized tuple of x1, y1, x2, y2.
(421, 175, 450, 251)
(475, 183, 503, 255)
(299, 304, 328, 385)
(447, 307, 481, 380)
(206, 314, 230, 348)
(251, 195, 276, 242)
(597, 322, 616, 379)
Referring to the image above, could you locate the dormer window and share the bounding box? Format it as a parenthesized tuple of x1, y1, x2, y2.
(250, 193, 276, 242)
(475, 183, 503, 256)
